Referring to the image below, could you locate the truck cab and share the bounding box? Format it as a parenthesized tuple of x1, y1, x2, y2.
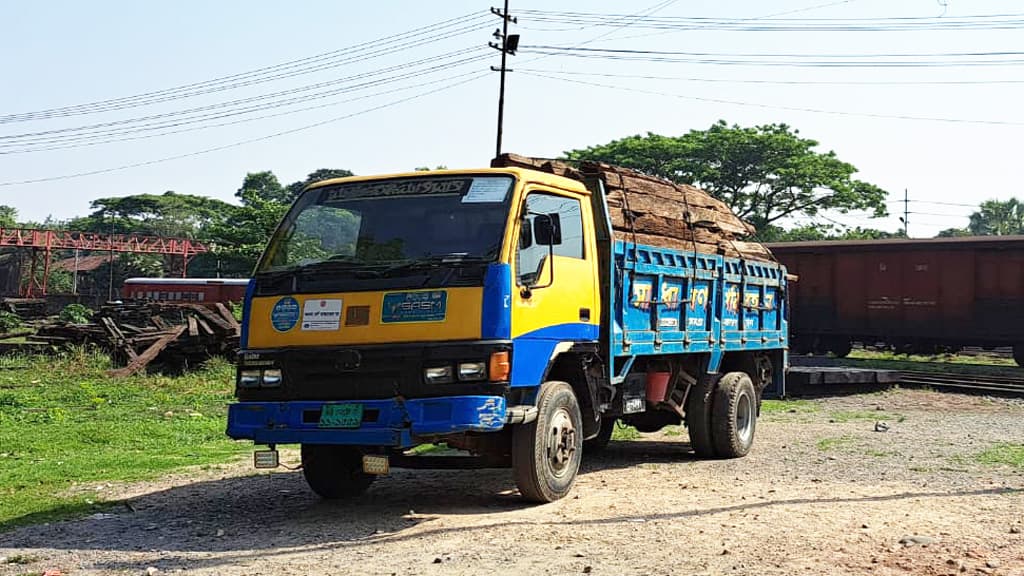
(227, 167, 787, 502)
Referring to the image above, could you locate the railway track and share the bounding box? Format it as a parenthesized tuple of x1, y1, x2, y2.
(898, 371, 1024, 395)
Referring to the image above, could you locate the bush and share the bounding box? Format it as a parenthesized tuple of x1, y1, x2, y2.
(0, 311, 22, 332)
(59, 304, 94, 324)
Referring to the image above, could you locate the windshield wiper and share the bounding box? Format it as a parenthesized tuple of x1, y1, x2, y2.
(357, 254, 491, 278)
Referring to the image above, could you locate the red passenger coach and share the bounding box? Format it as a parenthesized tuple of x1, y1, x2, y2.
(123, 278, 249, 306)
(768, 236, 1024, 366)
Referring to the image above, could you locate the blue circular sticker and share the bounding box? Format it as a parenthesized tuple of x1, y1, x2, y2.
(270, 297, 300, 332)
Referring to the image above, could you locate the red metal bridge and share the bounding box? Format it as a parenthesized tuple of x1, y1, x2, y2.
(0, 228, 209, 296)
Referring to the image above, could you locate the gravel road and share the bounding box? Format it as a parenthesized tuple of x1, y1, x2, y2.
(2, 389, 1023, 576)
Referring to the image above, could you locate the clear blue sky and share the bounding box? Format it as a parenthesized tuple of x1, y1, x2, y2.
(1, 0, 1021, 237)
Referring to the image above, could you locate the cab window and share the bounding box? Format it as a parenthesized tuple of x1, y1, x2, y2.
(516, 192, 584, 285)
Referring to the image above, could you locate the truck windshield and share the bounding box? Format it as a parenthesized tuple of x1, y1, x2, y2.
(259, 175, 514, 273)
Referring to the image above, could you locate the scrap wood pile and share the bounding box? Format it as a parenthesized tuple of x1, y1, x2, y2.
(31, 301, 240, 377)
(492, 153, 775, 262)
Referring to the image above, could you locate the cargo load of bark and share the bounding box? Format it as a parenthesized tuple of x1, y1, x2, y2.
(30, 300, 240, 377)
(492, 153, 774, 262)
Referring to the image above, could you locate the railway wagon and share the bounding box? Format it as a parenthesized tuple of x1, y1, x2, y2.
(768, 236, 1024, 366)
(123, 277, 249, 305)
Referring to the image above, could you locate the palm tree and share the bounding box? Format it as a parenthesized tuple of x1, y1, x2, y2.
(968, 198, 1024, 236)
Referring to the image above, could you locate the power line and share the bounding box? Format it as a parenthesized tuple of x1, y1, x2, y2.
(0, 72, 489, 187)
(0, 49, 493, 153)
(887, 198, 981, 208)
(0, 12, 492, 124)
(519, 71, 1024, 126)
(0, 64, 492, 155)
(514, 9, 1024, 32)
(519, 47, 1024, 68)
(524, 45, 1024, 60)
(515, 67, 1024, 86)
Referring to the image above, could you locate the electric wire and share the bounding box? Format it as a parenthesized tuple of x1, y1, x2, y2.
(0, 72, 490, 187)
(0, 61, 492, 155)
(520, 71, 1024, 126)
(0, 49, 492, 152)
(0, 11, 492, 124)
(519, 47, 1024, 68)
(514, 9, 1024, 32)
(515, 68, 1024, 86)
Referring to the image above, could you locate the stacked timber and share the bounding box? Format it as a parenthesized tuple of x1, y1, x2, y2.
(492, 153, 775, 262)
(31, 300, 239, 376)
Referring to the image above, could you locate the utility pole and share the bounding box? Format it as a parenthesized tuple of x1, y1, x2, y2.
(490, 1, 519, 159)
(107, 216, 115, 302)
(903, 188, 910, 238)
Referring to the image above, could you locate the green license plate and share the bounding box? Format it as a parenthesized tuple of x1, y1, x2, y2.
(318, 403, 363, 428)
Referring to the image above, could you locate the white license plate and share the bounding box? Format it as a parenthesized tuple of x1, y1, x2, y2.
(362, 454, 390, 475)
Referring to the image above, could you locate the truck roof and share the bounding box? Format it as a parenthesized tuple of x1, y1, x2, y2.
(304, 167, 590, 195)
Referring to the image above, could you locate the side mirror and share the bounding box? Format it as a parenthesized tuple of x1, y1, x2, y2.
(533, 213, 562, 246)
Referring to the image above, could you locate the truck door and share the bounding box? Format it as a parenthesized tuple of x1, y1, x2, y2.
(510, 188, 600, 386)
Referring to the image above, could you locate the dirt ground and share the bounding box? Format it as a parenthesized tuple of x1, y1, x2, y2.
(2, 389, 1023, 576)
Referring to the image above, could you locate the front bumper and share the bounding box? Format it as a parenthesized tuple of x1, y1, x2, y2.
(226, 395, 506, 448)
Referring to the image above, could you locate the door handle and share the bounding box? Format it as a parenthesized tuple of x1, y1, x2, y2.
(579, 307, 591, 322)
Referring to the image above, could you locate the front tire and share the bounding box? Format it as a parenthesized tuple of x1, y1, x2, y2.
(711, 372, 758, 458)
(301, 444, 375, 499)
(512, 381, 583, 502)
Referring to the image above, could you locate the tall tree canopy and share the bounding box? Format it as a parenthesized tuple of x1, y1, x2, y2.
(0, 205, 17, 228)
(566, 121, 889, 234)
(968, 198, 1024, 236)
(71, 191, 234, 238)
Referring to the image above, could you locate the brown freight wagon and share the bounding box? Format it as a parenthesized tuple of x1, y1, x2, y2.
(768, 236, 1024, 366)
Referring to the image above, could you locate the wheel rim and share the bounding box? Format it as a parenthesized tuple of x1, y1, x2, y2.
(735, 391, 754, 444)
(546, 407, 577, 477)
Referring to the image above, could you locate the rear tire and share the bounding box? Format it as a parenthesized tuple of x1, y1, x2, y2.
(301, 444, 375, 499)
(711, 372, 758, 458)
(512, 381, 582, 503)
(685, 374, 718, 458)
(583, 417, 616, 453)
(1014, 344, 1024, 368)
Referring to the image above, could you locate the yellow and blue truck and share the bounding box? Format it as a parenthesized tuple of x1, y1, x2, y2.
(227, 167, 788, 502)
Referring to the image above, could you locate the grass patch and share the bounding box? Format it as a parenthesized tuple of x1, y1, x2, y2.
(0, 349, 247, 532)
(662, 426, 682, 437)
(611, 422, 641, 441)
(405, 443, 451, 455)
(842, 350, 1020, 374)
(974, 443, 1024, 468)
(4, 554, 41, 565)
(816, 435, 856, 451)
(828, 409, 904, 423)
(761, 399, 819, 415)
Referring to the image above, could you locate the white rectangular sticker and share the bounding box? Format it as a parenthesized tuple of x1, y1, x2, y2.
(462, 178, 510, 203)
(301, 299, 342, 331)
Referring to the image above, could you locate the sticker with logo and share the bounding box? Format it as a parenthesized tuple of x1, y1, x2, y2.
(302, 299, 342, 331)
(381, 290, 447, 323)
(270, 297, 300, 332)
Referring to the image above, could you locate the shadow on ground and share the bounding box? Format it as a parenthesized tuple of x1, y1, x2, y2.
(3, 439, 1018, 574)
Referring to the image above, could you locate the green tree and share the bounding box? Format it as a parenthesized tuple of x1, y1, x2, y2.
(0, 205, 17, 228)
(936, 227, 971, 238)
(967, 198, 1024, 236)
(566, 121, 889, 234)
(284, 168, 355, 200)
(69, 192, 232, 238)
(237, 171, 288, 205)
